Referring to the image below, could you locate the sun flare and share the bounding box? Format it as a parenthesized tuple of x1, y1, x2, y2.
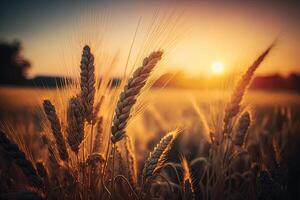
(211, 61, 224, 74)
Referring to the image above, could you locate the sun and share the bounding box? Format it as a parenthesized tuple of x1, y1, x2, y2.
(211, 61, 224, 74)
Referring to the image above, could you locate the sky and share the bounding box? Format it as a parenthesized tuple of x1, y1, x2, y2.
(1, 0, 300, 77)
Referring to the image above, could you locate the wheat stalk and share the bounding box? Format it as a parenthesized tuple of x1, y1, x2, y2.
(0, 131, 44, 189)
(111, 51, 163, 143)
(234, 111, 251, 146)
(142, 130, 180, 181)
(80, 45, 95, 123)
(124, 136, 137, 189)
(66, 96, 85, 154)
(43, 100, 69, 161)
(223, 45, 273, 135)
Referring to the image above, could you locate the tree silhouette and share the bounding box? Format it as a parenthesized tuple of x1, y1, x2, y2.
(0, 40, 31, 85)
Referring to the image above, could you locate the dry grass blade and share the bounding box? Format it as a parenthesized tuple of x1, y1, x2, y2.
(80, 45, 96, 123)
(43, 100, 69, 161)
(66, 96, 85, 154)
(111, 51, 163, 143)
(142, 130, 180, 181)
(223, 45, 273, 134)
(234, 111, 251, 146)
(0, 131, 44, 189)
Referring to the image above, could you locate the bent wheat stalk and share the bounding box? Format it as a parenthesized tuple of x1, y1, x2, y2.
(111, 51, 163, 143)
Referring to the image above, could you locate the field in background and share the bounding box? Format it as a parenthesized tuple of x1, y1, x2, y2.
(1, 86, 300, 161)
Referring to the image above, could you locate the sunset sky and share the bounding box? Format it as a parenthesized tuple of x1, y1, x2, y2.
(1, 1, 300, 77)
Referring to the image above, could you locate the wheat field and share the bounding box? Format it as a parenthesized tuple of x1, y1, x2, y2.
(1, 45, 300, 200)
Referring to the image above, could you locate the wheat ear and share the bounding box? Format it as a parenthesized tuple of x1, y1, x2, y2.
(181, 157, 196, 200)
(0, 131, 44, 189)
(111, 51, 163, 143)
(223, 45, 273, 134)
(66, 96, 85, 154)
(43, 100, 69, 161)
(142, 130, 180, 181)
(80, 45, 95, 123)
(92, 116, 104, 153)
(124, 136, 137, 189)
(234, 111, 251, 146)
(92, 96, 104, 124)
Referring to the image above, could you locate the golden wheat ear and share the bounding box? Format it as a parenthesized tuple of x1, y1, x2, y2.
(142, 130, 181, 182)
(43, 100, 69, 161)
(80, 45, 95, 123)
(223, 44, 274, 135)
(111, 51, 163, 143)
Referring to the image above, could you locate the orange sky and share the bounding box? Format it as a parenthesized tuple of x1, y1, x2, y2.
(1, 1, 300, 77)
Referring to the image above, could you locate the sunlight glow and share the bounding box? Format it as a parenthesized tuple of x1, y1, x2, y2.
(211, 62, 224, 74)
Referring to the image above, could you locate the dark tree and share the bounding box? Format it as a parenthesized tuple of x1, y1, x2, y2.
(0, 40, 31, 85)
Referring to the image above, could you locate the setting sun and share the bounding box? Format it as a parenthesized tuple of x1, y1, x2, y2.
(211, 61, 224, 74)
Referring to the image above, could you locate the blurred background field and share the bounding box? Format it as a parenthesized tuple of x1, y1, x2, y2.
(1, 86, 300, 152)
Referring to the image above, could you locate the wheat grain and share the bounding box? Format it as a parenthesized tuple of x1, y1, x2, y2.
(80, 45, 95, 123)
(111, 51, 163, 143)
(66, 96, 85, 154)
(0, 131, 44, 189)
(43, 100, 69, 161)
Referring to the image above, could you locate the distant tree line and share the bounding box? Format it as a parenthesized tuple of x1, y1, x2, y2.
(0, 40, 30, 85)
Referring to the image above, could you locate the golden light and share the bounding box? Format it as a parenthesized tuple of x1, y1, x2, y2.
(211, 61, 224, 74)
